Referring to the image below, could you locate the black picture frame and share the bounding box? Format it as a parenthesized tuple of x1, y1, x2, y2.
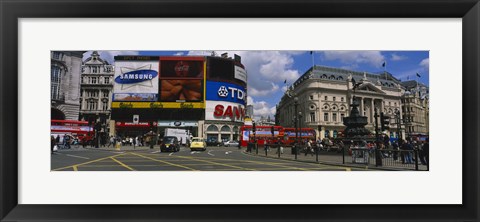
(1, 0, 478, 221)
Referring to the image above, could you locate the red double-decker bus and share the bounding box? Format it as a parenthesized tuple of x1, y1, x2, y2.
(282, 128, 316, 146)
(51, 120, 94, 142)
(239, 125, 284, 147)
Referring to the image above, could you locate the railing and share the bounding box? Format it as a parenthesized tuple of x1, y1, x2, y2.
(244, 144, 428, 171)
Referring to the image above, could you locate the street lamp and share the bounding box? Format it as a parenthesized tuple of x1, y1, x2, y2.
(395, 109, 402, 141)
(298, 111, 303, 146)
(293, 97, 299, 158)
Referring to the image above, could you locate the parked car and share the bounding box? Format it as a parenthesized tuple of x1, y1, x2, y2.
(206, 138, 220, 146)
(190, 137, 207, 151)
(160, 136, 180, 152)
(223, 140, 239, 147)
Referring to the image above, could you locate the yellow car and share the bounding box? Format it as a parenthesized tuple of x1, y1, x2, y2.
(190, 137, 207, 151)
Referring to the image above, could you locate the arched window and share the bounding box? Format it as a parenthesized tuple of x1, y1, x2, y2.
(337, 76, 344, 81)
(206, 125, 218, 132)
(220, 125, 230, 132)
(321, 74, 327, 79)
(232, 126, 239, 133)
(329, 75, 335, 80)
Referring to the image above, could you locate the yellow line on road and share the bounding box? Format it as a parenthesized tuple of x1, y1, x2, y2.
(174, 156, 256, 171)
(73, 166, 78, 171)
(111, 157, 135, 171)
(130, 152, 197, 171)
(52, 152, 127, 171)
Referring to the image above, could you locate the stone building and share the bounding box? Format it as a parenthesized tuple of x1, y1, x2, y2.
(51, 51, 85, 120)
(400, 80, 429, 136)
(79, 51, 115, 132)
(276, 65, 406, 140)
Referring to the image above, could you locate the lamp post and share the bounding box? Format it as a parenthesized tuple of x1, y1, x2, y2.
(395, 109, 402, 141)
(298, 111, 303, 151)
(293, 97, 299, 159)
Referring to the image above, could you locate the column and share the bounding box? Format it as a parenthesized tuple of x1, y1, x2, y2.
(360, 97, 364, 117)
(370, 99, 374, 123)
(97, 89, 102, 112)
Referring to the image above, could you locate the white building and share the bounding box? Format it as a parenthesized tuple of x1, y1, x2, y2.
(51, 51, 85, 120)
(79, 51, 115, 132)
(276, 65, 406, 140)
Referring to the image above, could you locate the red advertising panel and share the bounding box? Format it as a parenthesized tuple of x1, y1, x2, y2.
(159, 57, 205, 79)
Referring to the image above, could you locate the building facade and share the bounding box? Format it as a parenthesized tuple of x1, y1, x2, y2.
(79, 51, 115, 133)
(400, 80, 429, 136)
(276, 65, 406, 140)
(51, 51, 85, 120)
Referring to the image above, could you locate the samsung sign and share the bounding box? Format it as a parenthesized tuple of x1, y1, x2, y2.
(206, 81, 246, 105)
(114, 69, 158, 84)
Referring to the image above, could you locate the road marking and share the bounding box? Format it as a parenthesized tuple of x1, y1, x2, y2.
(190, 151, 198, 154)
(111, 157, 135, 171)
(150, 151, 161, 154)
(130, 152, 196, 171)
(52, 152, 128, 171)
(73, 166, 78, 171)
(111, 152, 125, 154)
(174, 156, 256, 171)
(65, 154, 90, 160)
(169, 153, 174, 156)
(207, 151, 215, 156)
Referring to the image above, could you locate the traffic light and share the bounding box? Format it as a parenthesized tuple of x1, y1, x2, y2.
(271, 126, 275, 136)
(380, 112, 390, 131)
(252, 122, 256, 133)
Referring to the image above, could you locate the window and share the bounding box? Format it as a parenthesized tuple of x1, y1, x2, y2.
(102, 100, 109, 110)
(341, 97, 344, 102)
(389, 102, 391, 106)
(52, 52, 62, 60)
(310, 95, 313, 100)
(104, 77, 110, 84)
(332, 113, 337, 122)
(310, 112, 315, 122)
(324, 96, 328, 101)
(333, 97, 336, 101)
(51, 67, 61, 100)
(341, 113, 345, 121)
(92, 77, 97, 84)
(92, 66, 98, 73)
(87, 100, 97, 110)
(103, 91, 109, 98)
(324, 113, 329, 121)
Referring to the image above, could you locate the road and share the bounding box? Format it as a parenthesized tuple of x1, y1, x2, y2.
(51, 146, 367, 171)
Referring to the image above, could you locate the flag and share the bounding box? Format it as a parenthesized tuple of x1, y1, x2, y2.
(351, 78, 356, 87)
(310, 51, 313, 55)
(284, 79, 287, 84)
(416, 72, 421, 78)
(382, 61, 386, 67)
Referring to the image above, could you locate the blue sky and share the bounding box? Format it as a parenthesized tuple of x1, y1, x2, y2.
(83, 50, 429, 120)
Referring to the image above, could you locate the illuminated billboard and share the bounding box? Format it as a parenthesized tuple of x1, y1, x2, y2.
(159, 57, 204, 78)
(205, 81, 246, 105)
(205, 101, 245, 123)
(113, 56, 159, 101)
(160, 79, 203, 102)
(159, 57, 205, 103)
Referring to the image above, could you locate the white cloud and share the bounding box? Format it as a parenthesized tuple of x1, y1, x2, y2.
(247, 96, 276, 120)
(322, 51, 385, 68)
(391, 53, 407, 61)
(82, 51, 140, 64)
(420, 58, 429, 68)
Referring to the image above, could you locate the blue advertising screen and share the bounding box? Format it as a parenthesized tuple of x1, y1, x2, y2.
(206, 81, 246, 105)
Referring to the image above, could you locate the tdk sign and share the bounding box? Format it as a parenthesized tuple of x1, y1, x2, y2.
(207, 81, 246, 105)
(115, 69, 158, 84)
(217, 85, 245, 100)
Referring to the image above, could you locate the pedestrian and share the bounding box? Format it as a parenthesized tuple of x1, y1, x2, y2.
(422, 138, 429, 165)
(64, 134, 71, 149)
(402, 140, 414, 164)
(51, 135, 56, 154)
(55, 135, 60, 144)
(305, 139, 313, 156)
(392, 140, 399, 161)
